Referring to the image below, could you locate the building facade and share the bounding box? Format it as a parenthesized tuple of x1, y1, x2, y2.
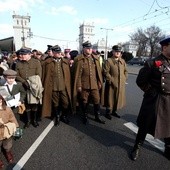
(13, 13, 32, 50)
(79, 23, 95, 52)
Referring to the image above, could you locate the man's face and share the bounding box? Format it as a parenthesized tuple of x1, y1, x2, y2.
(83, 47, 92, 55)
(112, 50, 122, 58)
(47, 50, 53, 57)
(163, 44, 170, 59)
(21, 53, 31, 61)
(53, 52, 62, 58)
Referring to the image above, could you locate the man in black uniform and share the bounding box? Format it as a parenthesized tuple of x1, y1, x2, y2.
(130, 36, 170, 161)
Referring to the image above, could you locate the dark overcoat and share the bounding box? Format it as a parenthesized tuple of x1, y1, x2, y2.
(136, 54, 170, 139)
(73, 54, 104, 111)
(103, 57, 128, 110)
(41, 58, 72, 118)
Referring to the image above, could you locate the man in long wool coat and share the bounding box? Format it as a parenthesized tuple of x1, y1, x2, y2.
(103, 45, 128, 120)
(131, 36, 170, 161)
(41, 45, 72, 126)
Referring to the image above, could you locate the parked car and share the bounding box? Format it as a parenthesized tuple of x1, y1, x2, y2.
(127, 58, 146, 65)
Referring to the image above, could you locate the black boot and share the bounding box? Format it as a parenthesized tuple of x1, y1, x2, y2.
(130, 142, 142, 161)
(164, 138, 170, 160)
(81, 103, 88, 125)
(164, 147, 170, 160)
(54, 107, 61, 126)
(23, 111, 31, 128)
(60, 108, 70, 124)
(105, 108, 112, 120)
(32, 111, 39, 128)
(112, 110, 120, 118)
(94, 104, 105, 124)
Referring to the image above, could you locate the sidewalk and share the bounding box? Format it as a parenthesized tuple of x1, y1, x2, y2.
(127, 65, 142, 75)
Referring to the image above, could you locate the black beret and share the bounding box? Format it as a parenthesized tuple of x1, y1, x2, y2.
(112, 45, 122, 52)
(19, 48, 32, 55)
(82, 41, 92, 48)
(51, 45, 62, 53)
(160, 36, 170, 46)
(3, 69, 17, 77)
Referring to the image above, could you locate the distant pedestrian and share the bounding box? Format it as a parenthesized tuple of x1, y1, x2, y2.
(103, 45, 128, 120)
(130, 36, 170, 161)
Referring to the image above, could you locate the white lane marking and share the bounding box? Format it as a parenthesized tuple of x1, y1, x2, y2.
(124, 122, 165, 152)
(13, 121, 54, 170)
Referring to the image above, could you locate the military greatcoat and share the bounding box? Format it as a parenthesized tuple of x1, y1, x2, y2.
(41, 58, 72, 118)
(103, 57, 128, 110)
(136, 54, 170, 139)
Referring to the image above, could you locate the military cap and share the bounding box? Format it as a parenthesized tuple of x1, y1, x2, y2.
(82, 41, 92, 48)
(112, 45, 122, 52)
(19, 48, 32, 55)
(51, 45, 62, 53)
(47, 45, 53, 51)
(15, 49, 21, 56)
(159, 36, 170, 46)
(3, 69, 17, 78)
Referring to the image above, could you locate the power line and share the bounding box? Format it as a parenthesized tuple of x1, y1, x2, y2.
(33, 34, 77, 43)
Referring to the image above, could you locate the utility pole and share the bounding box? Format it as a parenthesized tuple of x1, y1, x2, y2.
(21, 16, 25, 47)
(100, 28, 113, 59)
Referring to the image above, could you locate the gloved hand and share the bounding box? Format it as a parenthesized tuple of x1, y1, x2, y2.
(23, 81, 30, 90)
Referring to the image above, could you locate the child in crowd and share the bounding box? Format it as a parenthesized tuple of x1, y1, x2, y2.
(1, 69, 26, 115)
(0, 95, 19, 168)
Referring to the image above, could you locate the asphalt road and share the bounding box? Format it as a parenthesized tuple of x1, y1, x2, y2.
(2, 65, 170, 170)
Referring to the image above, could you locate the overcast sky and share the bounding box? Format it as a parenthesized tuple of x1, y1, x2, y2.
(0, 0, 170, 52)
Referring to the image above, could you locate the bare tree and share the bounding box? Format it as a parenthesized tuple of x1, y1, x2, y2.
(129, 25, 165, 58)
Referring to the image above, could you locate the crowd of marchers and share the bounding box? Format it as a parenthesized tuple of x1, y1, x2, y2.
(1, 36, 170, 168)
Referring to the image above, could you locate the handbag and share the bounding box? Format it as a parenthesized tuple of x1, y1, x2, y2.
(18, 103, 26, 114)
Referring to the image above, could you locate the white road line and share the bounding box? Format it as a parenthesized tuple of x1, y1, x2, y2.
(124, 122, 165, 152)
(13, 121, 54, 170)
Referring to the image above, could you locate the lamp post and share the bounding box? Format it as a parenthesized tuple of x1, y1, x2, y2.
(100, 28, 113, 59)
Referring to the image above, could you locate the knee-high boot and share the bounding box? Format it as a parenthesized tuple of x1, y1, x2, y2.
(32, 111, 39, 127)
(61, 108, 70, 124)
(130, 128, 146, 161)
(105, 108, 112, 120)
(94, 104, 105, 124)
(81, 103, 88, 124)
(164, 138, 170, 160)
(23, 111, 31, 128)
(54, 106, 61, 126)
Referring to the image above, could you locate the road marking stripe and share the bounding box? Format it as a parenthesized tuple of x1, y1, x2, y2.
(13, 121, 54, 170)
(124, 122, 165, 152)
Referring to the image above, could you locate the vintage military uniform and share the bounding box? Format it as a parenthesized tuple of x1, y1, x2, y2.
(131, 37, 170, 161)
(73, 41, 105, 124)
(103, 45, 128, 119)
(41, 45, 72, 126)
(15, 48, 42, 128)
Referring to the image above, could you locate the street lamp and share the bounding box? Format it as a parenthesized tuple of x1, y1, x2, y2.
(100, 27, 113, 59)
